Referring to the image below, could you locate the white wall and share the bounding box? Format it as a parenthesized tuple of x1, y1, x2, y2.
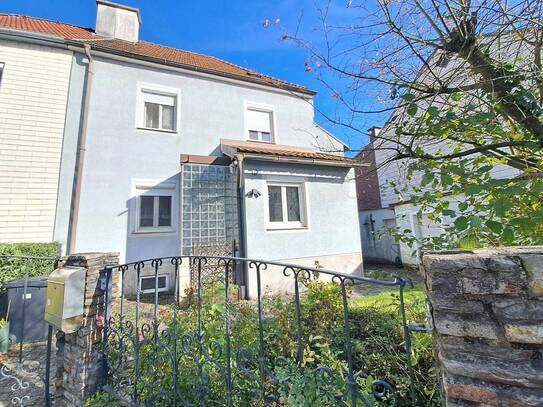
(72, 57, 345, 261)
(0, 39, 72, 242)
(242, 160, 362, 297)
(359, 208, 399, 264)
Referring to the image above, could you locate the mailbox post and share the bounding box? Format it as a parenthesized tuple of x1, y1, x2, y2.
(45, 266, 86, 333)
(47, 252, 119, 407)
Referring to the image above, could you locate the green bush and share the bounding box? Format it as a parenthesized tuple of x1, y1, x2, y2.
(0, 242, 60, 292)
(105, 281, 441, 406)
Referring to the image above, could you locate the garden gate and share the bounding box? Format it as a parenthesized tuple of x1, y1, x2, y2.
(99, 255, 426, 406)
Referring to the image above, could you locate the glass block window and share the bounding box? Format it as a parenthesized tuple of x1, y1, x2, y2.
(181, 164, 239, 255)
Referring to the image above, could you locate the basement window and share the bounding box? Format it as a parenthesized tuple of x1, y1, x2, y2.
(140, 275, 168, 294)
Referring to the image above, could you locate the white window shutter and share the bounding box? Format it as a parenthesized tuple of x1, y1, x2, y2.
(143, 91, 175, 106)
(247, 109, 271, 133)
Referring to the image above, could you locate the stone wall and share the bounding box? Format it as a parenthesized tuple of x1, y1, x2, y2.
(422, 247, 543, 406)
(54, 253, 119, 406)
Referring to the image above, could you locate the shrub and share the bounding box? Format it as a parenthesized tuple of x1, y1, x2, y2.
(105, 282, 440, 406)
(0, 242, 60, 292)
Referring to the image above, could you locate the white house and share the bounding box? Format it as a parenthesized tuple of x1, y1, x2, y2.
(0, 1, 363, 297)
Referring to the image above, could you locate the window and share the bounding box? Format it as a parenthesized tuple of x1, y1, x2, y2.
(246, 105, 274, 142)
(140, 275, 168, 294)
(134, 183, 176, 233)
(0, 63, 4, 88)
(267, 183, 307, 229)
(137, 83, 179, 132)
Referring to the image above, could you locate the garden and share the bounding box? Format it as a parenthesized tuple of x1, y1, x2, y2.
(88, 268, 441, 406)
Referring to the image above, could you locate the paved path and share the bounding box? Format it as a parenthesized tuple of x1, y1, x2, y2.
(0, 340, 55, 406)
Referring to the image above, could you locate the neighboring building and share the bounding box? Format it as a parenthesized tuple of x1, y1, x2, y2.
(0, 1, 362, 297)
(356, 47, 522, 267)
(0, 20, 77, 242)
(354, 127, 399, 266)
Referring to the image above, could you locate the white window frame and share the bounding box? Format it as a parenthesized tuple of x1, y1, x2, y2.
(244, 101, 276, 143)
(132, 180, 177, 234)
(136, 82, 181, 133)
(265, 182, 308, 230)
(139, 274, 169, 294)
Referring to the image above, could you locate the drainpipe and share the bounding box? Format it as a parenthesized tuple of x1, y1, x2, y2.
(67, 44, 94, 254)
(234, 155, 249, 299)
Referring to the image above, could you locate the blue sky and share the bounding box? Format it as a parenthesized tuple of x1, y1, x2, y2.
(1, 0, 382, 152)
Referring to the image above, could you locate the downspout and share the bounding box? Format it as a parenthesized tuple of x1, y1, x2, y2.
(234, 155, 249, 299)
(67, 44, 94, 254)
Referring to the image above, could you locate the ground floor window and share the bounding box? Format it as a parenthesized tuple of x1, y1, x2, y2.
(134, 182, 176, 233)
(267, 183, 307, 229)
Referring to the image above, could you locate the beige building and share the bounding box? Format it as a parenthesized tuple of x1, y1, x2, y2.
(0, 37, 73, 242)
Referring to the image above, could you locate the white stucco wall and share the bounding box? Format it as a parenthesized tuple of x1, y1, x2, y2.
(71, 57, 347, 262)
(242, 160, 362, 297)
(359, 208, 399, 264)
(0, 39, 72, 243)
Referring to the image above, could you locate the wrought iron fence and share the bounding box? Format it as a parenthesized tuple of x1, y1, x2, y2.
(0, 255, 59, 407)
(100, 256, 423, 406)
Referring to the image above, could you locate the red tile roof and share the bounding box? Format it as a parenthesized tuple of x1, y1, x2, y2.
(220, 139, 360, 166)
(0, 14, 314, 95)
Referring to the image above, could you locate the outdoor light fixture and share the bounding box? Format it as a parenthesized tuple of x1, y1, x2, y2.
(246, 189, 261, 198)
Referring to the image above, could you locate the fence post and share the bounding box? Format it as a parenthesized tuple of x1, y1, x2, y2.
(422, 247, 543, 406)
(53, 252, 119, 407)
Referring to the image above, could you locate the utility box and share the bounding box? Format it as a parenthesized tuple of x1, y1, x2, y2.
(5, 277, 49, 343)
(44, 266, 86, 333)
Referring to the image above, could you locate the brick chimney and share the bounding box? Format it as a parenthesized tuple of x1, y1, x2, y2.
(95, 0, 141, 42)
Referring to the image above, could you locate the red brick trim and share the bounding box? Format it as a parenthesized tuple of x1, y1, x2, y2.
(180, 154, 231, 166)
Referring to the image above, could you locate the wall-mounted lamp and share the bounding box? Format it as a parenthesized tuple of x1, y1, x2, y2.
(246, 189, 261, 198)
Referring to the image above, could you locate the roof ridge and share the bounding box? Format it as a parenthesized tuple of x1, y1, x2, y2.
(0, 13, 96, 34)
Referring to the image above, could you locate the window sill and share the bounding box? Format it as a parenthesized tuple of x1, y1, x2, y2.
(266, 225, 309, 232)
(246, 139, 275, 144)
(132, 228, 177, 236)
(137, 127, 178, 134)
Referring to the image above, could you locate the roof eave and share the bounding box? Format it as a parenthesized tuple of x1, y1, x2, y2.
(74, 40, 317, 96)
(231, 152, 366, 168)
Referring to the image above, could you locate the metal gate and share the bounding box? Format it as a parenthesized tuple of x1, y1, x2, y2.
(99, 255, 428, 406)
(0, 255, 58, 407)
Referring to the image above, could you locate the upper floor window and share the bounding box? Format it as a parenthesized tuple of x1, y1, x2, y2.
(267, 182, 307, 230)
(137, 83, 179, 133)
(246, 103, 274, 142)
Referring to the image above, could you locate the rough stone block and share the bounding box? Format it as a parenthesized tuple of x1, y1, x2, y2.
(492, 299, 543, 322)
(520, 254, 543, 297)
(460, 269, 526, 296)
(504, 324, 543, 344)
(445, 383, 498, 405)
(434, 311, 499, 339)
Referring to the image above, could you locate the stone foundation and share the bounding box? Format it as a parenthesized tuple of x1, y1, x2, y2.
(422, 247, 543, 406)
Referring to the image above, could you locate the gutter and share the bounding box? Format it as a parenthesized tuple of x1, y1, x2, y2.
(67, 44, 94, 254)
(234, 153, 367, 168)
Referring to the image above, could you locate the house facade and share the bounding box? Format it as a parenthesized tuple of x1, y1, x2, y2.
(0, 1, 363, 297)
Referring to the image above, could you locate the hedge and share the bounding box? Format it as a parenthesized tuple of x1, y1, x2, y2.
(0, 242, 60, 292)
